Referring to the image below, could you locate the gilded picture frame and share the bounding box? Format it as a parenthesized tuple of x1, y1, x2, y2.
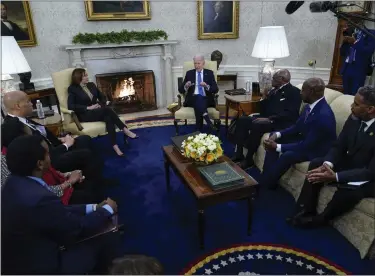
(1, 1, 37, 47)
(85, 1, 151, 21)
(197, 0, 239, 40)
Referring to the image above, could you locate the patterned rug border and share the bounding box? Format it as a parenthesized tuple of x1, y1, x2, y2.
(127, 117, 229, 130)
(180, 243, 350, 275)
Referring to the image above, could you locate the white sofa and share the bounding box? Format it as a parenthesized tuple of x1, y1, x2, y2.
(251, 85, 375, 259)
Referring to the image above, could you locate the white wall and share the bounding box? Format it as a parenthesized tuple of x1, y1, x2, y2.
(20, 1, 337, 87)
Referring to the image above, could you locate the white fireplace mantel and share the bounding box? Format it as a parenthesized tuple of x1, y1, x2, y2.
(62, 40, 179, 108)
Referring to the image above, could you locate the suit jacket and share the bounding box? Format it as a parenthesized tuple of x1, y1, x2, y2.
(1, 175, 112, 274)
(279, 98, 337, 159)
(2, 115, 68, 157)
(259, 83, 302, 129)
(340, 29, 375, 77)
(68, 82, 107, 115)
(1, 21, 29, 41)
(324, 116, 375, 184)
(178, 69, 219, 107)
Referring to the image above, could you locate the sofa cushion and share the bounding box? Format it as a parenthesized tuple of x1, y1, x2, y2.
(296, 84, 342, 104)
(328, 95, 353, 136)
(175, 107, 220, 120)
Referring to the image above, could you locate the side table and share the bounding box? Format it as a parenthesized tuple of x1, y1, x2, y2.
(32, 112, 63, 136)
(224, 94, 262, 131)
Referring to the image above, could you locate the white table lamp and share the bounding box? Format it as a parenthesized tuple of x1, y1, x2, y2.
(252, 26, 289, 92)
(1, 36, 31, 93)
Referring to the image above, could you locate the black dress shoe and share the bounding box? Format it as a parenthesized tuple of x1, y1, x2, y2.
(285, 209, 312, 224)
(231, 155, 244, 163)
(293, 215, 326, 229)
(239, 160, 254, 170)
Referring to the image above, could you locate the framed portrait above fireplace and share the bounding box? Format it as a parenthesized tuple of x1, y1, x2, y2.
(85, 1, 151, 21)
(1, 1, 37, 47)
(197, 0, 239, 40)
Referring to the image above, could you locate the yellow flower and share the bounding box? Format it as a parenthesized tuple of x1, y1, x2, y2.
(206, 153, 214, 163)
(200, 156, 205, 161)
(217, 146, 223, 156)
(191, 151, 196, 158)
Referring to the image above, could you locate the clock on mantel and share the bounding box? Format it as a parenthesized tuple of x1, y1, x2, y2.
(327, 1, 373, 92)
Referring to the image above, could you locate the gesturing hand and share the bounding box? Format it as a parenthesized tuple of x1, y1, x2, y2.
(306, 163, 336, 184)
(200, 82, 208, 87)
(184, 81, 192, 89)
(105, 197, 118, 213)
(263, 139, 277, 151)
(64, 135, 75, 147)
(268, 133, 278, 141)
(87, 104, 100, 110)
(67, 170, 82, 185)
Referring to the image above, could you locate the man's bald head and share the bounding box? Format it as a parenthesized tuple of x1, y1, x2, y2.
(272, 69, 291, 88)
(3, 91, 33, 117)
(301, 78, 325, 104)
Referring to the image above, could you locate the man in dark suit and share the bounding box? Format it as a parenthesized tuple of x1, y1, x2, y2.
(1, 135, 120, 274)
(2, 91, 102, 179)
(178, 54, 219, 131)
(261, 78, 337, 190)
(1, 2, 29, 41)
(288, 85, 375, 228)
(340, 26, 375, 95)
(232, 69, 302, 169)
(204, 1, 232, 33)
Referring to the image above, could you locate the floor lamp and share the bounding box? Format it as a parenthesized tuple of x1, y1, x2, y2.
(1, 36, 31, 114)
(251, 26, 290, 94)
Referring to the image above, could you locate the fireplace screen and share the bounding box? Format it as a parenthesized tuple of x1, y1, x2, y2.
(95, 70, 156, 114)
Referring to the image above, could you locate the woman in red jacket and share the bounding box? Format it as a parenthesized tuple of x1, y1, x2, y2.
(1, 122, 102, 205)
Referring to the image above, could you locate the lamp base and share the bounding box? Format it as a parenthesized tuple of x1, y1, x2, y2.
(258, 59, 275, 94)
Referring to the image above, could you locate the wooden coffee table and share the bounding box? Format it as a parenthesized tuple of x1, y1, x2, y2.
(162, 145, 258, 249)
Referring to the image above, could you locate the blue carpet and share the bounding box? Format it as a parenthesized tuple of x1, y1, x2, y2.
(92, 122, 374, 274)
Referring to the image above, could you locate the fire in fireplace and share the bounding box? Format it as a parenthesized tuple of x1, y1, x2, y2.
(95, 70, 157, 114)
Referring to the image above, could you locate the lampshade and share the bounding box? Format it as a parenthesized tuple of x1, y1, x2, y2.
(1, 36, 31, 75)
(251, 26, 290, 59)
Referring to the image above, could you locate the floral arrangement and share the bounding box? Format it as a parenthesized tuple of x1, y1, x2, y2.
(181, 133, 223, 164)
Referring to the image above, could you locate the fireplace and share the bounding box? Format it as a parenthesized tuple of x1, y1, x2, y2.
(95, 70, 157, 114)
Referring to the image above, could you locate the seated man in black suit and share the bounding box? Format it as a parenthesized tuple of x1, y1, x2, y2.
(288, 85, 375, 228)
(232, 69, 302, 169)
(178, 54, 219, 131)
(1, 3, 29, 41)
(2, 91, 107, 182)
(1, 135, 121, 274)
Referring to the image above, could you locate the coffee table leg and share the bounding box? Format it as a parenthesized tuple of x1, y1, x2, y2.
(247, 196, 252, 235)
(225, 99, 229, 131)
(164, 157, 170, 192)
(198, 209, 205, 249)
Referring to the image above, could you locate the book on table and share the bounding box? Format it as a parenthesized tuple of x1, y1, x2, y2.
(171, 131, 201, 153)
(197, 162, 245, 191)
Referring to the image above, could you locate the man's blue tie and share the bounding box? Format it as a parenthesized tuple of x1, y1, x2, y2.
(197, 71, 204, 96)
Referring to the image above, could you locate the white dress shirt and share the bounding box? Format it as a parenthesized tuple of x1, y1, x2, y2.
(7, 114, 70, 150)
(185, 69, 210, 96)
(274, 97, 325, 152)
(324, 117, 375, 182)
(2, 20, 13, 31)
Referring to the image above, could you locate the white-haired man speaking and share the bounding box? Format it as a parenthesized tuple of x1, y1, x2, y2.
(178, 55, 219, 131)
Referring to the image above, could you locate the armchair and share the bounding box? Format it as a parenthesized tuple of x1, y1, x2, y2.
(174, 61, 221, 135)
(51, 68, 127, 137)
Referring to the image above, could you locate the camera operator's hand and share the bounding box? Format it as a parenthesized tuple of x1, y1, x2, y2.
(343, 36, 355, 44)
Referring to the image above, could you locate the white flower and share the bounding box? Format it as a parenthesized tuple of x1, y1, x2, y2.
(208, 144, 216, 151)
(188, 136, 193, 140)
